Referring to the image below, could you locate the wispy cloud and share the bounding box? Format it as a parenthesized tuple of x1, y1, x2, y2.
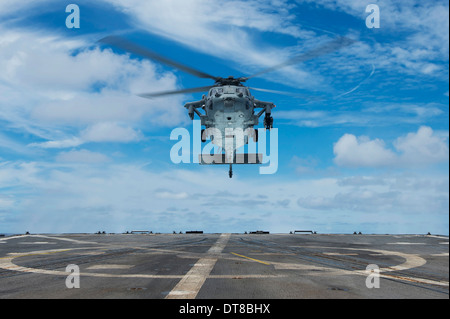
(276, 102, 447, 127)
(29, 122, 143, 149)
(0, 26, 187, 155)
(303, 0, 449, 75)
(56, 149, 111, 163)
(0, 160, 447, 233)
(97, 0, 339, 90)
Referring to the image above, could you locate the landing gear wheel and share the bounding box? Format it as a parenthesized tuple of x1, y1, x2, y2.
(229, 164, 233, 178)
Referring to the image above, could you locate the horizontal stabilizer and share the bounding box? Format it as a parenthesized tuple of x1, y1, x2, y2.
(199, 153, 263, 165)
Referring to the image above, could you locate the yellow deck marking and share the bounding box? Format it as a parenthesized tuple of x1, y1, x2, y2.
(231, 252, 271, 265)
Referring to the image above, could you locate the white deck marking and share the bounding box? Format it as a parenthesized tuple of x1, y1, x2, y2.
(323, 252, 358, 256)
(86, 264, 134, 270)
(165, 233, 230, 299)
(388, 242, 426, 245)
(0, 234, 98, 245)
(0, 235, 447, 288)
(19, 242, 53, 245)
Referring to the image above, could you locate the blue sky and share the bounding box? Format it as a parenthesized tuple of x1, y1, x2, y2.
(0, 0, 448, 234)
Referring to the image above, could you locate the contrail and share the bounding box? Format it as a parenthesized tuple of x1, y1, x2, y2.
(335, 64, 376, 98)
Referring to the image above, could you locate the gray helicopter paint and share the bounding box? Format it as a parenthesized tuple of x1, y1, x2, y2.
(185, 85, 274, 164)
(204, 86, 255, 130)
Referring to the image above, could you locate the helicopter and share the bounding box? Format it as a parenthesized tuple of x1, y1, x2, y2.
(99, 36, 354, 178)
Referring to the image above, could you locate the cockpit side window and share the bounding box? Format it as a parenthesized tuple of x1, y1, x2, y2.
(236, 87, 249, 96)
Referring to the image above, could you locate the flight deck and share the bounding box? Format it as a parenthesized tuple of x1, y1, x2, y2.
(0, 233, 448, 299)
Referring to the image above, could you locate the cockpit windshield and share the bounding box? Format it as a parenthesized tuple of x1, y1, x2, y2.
(210, 87, 249, 96)
(236, 87, 249, 96)
(210, 88, 223, 96)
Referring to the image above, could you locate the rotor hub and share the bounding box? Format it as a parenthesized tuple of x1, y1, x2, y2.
(215, 76, 246, 87)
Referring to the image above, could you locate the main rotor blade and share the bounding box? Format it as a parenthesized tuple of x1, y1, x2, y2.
(244, 36, 355, 80)
(248, 87, 324, 101)
(138, 85, 214, 98)
(99, 36, 220, 81)
(248, 87, 302, 96)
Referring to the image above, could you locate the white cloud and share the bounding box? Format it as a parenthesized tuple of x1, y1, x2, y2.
(56, 149, 110, 163)
(0, 162, 41, 188)
(0, 132, 35, 155)
(297, 181, 448, 219)
(333, 126, 449, 167)
(0, 26, 189, 154)
(3, 0, 448, 92)
(30, 137, 83, 149)
(0, 0, 53, 18)
(81, 122, 142, 143)
(103, 0, 311, 48)
(98, 0, 330, 89)
(0, 27, 180, 102)
(290, 0, 449, 86)
(276, 101, 447, 128)
(299, 0, 449, 53)
(0, 196, 15, 209)
(29, 122, 143, 149)
(297, 190, 400, 212)
(394, 126, 449, 164)
(0, 160, 447, 234)
(333, 134, 397, 167)
(155, 189, 189, 200)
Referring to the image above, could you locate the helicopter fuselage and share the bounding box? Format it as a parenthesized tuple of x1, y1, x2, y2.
(184, 84, 275, 165)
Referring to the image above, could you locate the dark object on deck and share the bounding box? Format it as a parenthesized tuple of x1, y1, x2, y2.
(294, 230, 314, 234)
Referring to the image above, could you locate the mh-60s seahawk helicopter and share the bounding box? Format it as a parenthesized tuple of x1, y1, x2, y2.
(100, 36, 354, 178)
